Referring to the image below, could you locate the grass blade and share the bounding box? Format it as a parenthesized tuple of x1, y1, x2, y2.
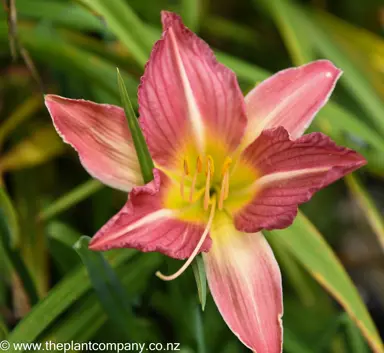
(117, 68, 154, 183)
(267, 212, 384, 353)
(181, 0, 201, 32)
(76, 0, 154, 67)
(191, 255, 207, 311)
(73, 236, 139, 339)
(38, 179, 103, 221)
(0, 188, 39, 306)
(345, 175, 384, 251)
(0, 125, 65, 172)
(7, 250, 137, 349)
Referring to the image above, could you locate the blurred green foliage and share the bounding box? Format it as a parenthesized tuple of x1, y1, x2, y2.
(0, 0, 384, 352)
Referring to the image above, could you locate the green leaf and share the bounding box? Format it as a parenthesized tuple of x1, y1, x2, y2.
(191, 255, 207, 311)
(258, 0, 314, 64)
(345, 175, 384, 251)
(284, 329, 312, 353)
(40, 252, 162, 344)
(267, 212, 384, 353)
(299, 5, 384, 135)
(0, 94, 42, 148)
(314, 313, 346, 353)
(76, 0, 154, 67)
(0, 188, 39, 306)
(0, 125, 65, 172)
(0, 187, 19, 247)
(15, 0, 105, 32)
(7, 249, 137, 349)
(117, 68, 154, 183)
(38, 179, 104, 221)
(0, 315, 8, 340)
(181, 0, 201, 32)
(46, 222, 82, 274)
(268, 236, 316, 307)
(193, 303, 206, 353)
(73, 236, 137, 339)
(254, 0, 384, 167)
(0, 23, 139, 106)
(343, 314, 369, 353)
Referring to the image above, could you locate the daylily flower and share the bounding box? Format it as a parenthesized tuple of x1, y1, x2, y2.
(45, 11, 366, 353)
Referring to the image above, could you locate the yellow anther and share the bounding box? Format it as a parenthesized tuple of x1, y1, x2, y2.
(221, 157, 233, 176)
(196, 156, 203, 173)
(205, 155, 215, 177)
(183, 159, 189, 176)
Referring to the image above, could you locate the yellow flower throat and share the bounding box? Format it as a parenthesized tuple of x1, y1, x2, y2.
(180, 155, 233, 211)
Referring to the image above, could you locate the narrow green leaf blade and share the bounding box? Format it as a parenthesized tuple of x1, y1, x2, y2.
(299, 5, 384, 135)
(284, 329, 312, 353)
(0, 315, 8, 340)
(258, 0, 314, 64)
(0, 188, 39, 306)
(193, 303, 206, 353)
(345, 175, 384, 251)
(117, 68, 154, 183)
(0, 94, 42, 148)
(267, 212, 384, 353)
(7, 250, 136, 349)
(343, 314, 370, 353)
(73, 236, 135, 338)
(0, 126, 65, 172)
(191, 255, 207, 311)
(76, 0, 154, 67)
(181, 0, 201, 32)
(38, 179, 103, 221)
(0, 187, 19, 247)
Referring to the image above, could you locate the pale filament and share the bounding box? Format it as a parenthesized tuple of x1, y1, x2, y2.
(156, 197, 217, 281)
(218, 157, 232, 210)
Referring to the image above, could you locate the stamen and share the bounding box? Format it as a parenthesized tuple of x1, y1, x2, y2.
(184, 159, 190, 175)
(221, 157, 232, 176)
(218, 157, 232, 210)
(196, 156, 203, 173)
(204, 156, 214, 210)
(205, 156, 215, 177)
(156, 197, 217, 281)
(189, 156, 202, 202)
(218, 173, 227, 210)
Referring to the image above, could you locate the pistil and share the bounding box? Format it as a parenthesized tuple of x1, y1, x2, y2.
(204, 156, 214, 210)
(156, 196, 217, 281)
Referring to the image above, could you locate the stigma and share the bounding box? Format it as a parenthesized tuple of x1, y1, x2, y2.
(180, 155, 231, 211)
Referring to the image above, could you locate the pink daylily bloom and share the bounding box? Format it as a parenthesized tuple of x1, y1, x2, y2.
(45, 11, 366, 353)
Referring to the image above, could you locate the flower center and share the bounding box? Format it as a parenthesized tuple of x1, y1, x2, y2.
(180, 155, 232, 211)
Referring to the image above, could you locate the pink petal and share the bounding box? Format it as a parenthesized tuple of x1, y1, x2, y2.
(45, 95, 143, 192)
(139, 11, 247, 167)
(235, 127, 366, 232)
(243, 60, 342, 145)
(89, 169, 211, 259)
(204, 224, 282, 352)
